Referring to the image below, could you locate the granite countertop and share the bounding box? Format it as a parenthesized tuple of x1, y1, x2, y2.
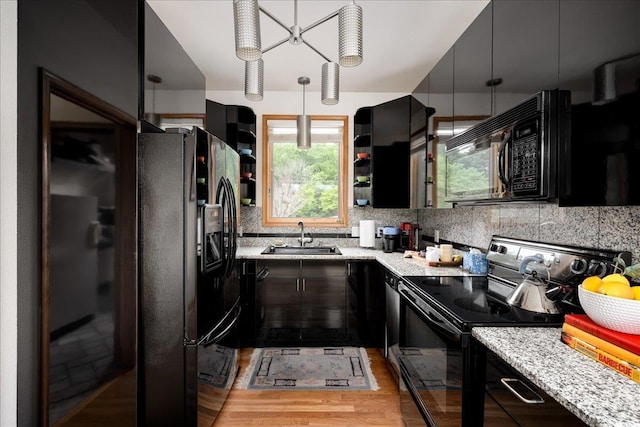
(473, 327, 640, 427)
(236, 246, 476, 278)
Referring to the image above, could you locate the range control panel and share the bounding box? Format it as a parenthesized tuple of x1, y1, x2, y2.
(487, 237, 631, 287)
(486, 236, 631, 312)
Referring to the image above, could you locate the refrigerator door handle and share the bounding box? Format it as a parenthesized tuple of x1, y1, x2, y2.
(193, 298, 241, 347)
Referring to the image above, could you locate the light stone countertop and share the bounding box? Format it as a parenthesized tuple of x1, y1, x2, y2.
(473, 327, 640, 427)
(236, 246, 476, 278)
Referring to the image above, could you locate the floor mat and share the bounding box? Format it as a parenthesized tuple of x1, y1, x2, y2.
(235, 347, 378, 391)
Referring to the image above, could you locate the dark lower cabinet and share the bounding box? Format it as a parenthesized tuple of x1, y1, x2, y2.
(347, 261, 385, 348)
(253, 260, 347, 346)
(240, 259, 384, 347)
(238, 259, 257, 347)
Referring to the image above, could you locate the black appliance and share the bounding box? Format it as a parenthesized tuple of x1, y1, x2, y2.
(445, 90, 570, 204)
(383, 269, 402, 384)
(559, 90, 640, 206)
(138, 127, 240, 426)
(382, 227, 401, 253)
(396, 236, 630, 426)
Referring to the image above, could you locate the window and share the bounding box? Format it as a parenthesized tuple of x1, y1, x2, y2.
(262, 115, 348, 227)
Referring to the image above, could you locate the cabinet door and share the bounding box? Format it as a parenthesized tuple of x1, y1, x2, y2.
(429, 47, 454, 208)
(559, 1, 640, 105)
(257, 261, 301, 338)
(491, 0, 559, 115)
(371, 96, 411, 208)
(300, 261, 346, 340)
(238, 260, 257, 346)
(453, 3, 492, 123)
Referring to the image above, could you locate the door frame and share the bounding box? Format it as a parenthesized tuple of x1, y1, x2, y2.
(39, 69, 137, 425)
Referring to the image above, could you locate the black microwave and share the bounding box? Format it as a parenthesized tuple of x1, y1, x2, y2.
(444, 90, 571, 204)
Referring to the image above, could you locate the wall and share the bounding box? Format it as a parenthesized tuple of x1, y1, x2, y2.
(1, 1, 18, 424)
(418, 204, 640, 264)
(16, 1, 138, 424)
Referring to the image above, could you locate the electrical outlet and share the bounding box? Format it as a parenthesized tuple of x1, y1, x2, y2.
(434, 229, 440, 243)
(376, 227, 384, 238)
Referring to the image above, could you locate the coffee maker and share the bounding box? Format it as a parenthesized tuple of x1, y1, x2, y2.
(399, 222, 420, 251)
(382, 227, 401, 253)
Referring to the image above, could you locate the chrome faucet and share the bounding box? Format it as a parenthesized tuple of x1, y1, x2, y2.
(297, 221, 313, 247)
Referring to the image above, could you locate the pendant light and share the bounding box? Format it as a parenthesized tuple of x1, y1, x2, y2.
(339, 2, 363, 67)
(321, 62, 339, 105)
(233, 0, 262, 61)
(144, 74, 162, 127)
(233, 0, 363, 103)
(297, 77, 311, 149)
(245, 59, 263, 101)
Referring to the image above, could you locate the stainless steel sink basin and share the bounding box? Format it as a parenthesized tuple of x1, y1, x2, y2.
(261, 246, 342, 255)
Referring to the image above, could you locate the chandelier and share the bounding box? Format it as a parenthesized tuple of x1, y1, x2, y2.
(233, 0, 363, 104)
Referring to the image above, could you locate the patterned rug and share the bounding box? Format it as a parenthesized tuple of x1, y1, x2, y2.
(235, 347, 378, 390)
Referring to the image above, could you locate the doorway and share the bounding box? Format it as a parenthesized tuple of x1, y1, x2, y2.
(40, 70, 137, 426)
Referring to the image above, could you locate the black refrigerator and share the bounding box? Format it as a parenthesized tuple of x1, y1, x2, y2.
(137, 126, 240, 426)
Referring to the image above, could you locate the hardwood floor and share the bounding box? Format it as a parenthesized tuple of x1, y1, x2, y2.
(210, 348, 403, 426)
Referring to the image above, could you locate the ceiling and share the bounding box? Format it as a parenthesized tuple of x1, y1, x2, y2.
(147, 0, 489, 95)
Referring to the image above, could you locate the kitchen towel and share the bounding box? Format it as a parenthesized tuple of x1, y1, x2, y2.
(359, 220, 376, 248)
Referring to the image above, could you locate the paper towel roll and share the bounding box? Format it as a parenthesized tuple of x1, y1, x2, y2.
(359, 220, 376, 248)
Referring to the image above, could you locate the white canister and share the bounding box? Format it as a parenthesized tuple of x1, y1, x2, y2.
(426, 247, 440, 262)
(440, 244, 453, 262)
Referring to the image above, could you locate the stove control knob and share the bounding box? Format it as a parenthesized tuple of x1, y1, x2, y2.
(588, 260, 608, 278)
(497, 245, 507, 254)
(570, 257, 588, 275)
(490, 244, 499, 253)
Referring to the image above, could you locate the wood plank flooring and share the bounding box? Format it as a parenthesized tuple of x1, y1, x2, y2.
(210, 348, 403, 427)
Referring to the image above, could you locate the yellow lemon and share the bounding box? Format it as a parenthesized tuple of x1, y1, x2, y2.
(581, 276, 604, 292)
(632, 286, 640, 300)
(600, 281, 634, 299)
(602, 273, 630, 286)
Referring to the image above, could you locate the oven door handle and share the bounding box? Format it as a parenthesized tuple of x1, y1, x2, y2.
(399, 288, 461, 342)
(500, 377, 545, 404)
(399, 359, 438, 427)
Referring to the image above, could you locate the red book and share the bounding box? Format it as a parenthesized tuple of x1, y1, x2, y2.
(564, 314, 640, 356)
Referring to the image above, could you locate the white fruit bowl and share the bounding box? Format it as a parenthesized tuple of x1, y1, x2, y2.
(578, 285, 640, 334)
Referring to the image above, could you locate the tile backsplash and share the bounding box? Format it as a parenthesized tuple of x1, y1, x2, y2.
(238, 204, 639, 264)
(417, 204, 640, 264)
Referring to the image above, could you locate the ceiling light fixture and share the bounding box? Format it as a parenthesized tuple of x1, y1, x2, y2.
(233, 0, 363, 104)
(297, 76, 311, 149)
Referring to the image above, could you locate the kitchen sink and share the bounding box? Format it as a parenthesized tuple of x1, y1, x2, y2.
(261, 245, 342, 255)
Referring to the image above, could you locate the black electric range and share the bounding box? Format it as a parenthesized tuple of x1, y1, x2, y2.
(401, 275, 564, 332)
(404, 235, 631, 332)
(396, 236, 631, 427)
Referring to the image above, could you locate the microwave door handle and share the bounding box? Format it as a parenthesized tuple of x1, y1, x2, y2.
(498, 131, 512, 188)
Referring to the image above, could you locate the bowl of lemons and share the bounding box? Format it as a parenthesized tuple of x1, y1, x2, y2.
(578, 273, 640, 334)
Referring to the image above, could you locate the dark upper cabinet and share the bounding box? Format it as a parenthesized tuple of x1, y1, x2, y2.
(426, 47, 454, 208)
(558, 1, 640, 206)
(368, 95, 429, 209)
(206, 100, 257, 202)
(491, 0, 559, 115)
(453, 3, 492, 124)
(558, 1, 640, 105)
(371, 96, 412, 208)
